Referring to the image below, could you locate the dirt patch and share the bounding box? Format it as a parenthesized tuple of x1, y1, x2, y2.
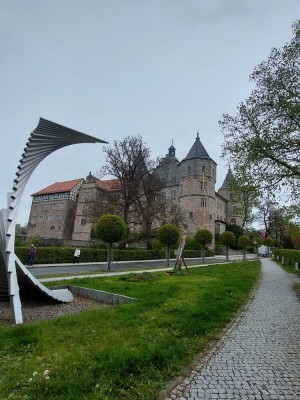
(0, 295, 109, 325)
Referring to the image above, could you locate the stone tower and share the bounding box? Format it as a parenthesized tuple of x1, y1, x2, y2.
(178, 133, 217, 236)
(218, 168, 243, 227)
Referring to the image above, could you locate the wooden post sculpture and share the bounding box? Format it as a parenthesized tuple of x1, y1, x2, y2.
(0, 118, 107, 324)
(173, 238, 188, 275)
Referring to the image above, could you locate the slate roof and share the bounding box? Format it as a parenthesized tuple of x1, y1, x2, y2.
(183, 133, 211, 160)
(32, 179, 83, 196)
(219, 168, 234, 190)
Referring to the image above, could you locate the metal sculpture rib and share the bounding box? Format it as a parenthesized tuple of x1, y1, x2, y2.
(0, 118, 107, 324)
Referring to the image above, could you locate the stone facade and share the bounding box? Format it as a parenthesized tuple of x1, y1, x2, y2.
(27, 175, 121, 243)
(26, 134, 242, 243)
(155, 134, 243, 237)
(27, 179, 83, 240)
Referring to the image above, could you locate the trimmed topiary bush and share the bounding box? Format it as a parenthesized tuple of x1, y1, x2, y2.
(95, 214, 126, 271)
(238, 235, 250, 260)
(195, 229, 213, 263)
(220, 231, 236, 261)
(157, 224, 180, 266)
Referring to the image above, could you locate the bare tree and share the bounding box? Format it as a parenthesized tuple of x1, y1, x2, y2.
(102, 135, 165, 240)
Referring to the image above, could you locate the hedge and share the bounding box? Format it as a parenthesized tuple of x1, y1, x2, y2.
(272, 249, 300, 266)
(15, 247, 214, 265)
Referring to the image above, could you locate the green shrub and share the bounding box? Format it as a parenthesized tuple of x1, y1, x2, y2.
(184, 237, 201, 250)
(95, 215, 126, 244)
(273, 249, 300, 266)
(15, 247, 214, 264)
(157, 224, 180, 247)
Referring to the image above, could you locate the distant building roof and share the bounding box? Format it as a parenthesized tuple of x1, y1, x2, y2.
(219, 168, 234, 190)
(183, 133, 212, 161)
(32, 179, 83, 196)
(96, 178, 121, 191)
(32, 177, 123, 196)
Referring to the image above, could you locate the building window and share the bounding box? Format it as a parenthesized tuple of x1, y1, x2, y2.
(217, 215, 219, 220)
(202, 166, 205, 173)
(171, 190, 176, 200)
(217, 201, 219, 209)
(200, 198, 207, 207)
(81, 218, 86, 225)
(209, 214, 212, 220)
(200, 182, 205, 190)
(32, 215, 37, 221)
(231, 218, 236, 224)
(38, 215, 43, 222)
(188, 166, 191, 176)
(48, 214, 54, 221)
(50, 226, 55, 230)
(189, 212, 193, 218)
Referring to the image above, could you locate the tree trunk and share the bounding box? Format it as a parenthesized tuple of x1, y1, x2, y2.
(202, 246, 205, 263)
(226, 246, 229, 261)
(107, 242, 113, 271)
(165, 245, 170, 266)
(243, 246, 246, 260)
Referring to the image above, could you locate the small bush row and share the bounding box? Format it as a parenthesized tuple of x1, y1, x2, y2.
(15, 247, 214, 265)
(272, 249, 300, 265)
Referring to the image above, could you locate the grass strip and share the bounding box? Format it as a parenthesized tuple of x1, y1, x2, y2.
(0, 261, 260, 400)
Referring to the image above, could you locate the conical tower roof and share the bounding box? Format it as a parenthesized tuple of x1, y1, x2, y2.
(219, 168, 234, 190)
(183, 133, 211, 160)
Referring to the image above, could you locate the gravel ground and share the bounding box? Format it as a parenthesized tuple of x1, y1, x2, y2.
(0, 295, 109, 325)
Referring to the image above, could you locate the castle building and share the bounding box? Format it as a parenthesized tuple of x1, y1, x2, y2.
(27, 175, 121, 242)
(26, 134, 242, 243)
(155, 133, 243, 237)
(26, 179, 83, 240)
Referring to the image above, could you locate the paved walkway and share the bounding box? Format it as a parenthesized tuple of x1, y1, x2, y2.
(165, 258, 300, 400)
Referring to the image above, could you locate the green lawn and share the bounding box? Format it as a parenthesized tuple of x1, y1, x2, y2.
(0, 261, 260, 400)
(276, 260, 299, 275)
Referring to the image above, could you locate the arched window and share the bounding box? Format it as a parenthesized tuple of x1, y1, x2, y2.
(50, 226, 55, 230)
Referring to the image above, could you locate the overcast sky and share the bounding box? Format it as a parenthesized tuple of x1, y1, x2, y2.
(1, 1, 299, 225)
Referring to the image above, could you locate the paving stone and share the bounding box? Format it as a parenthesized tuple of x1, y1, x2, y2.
(164, 259, 300, 399)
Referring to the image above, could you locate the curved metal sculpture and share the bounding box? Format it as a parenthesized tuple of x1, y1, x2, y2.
(0, 118, 107, 324)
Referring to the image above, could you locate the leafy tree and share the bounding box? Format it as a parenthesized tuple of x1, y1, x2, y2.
(238, 235, 250, 260)
(195, 229, 213, 263)
(254, 196, 297, 245)
(223, 170, 258, 228)
(157, 224, 180, 266)
(251, 236, 262, 258)
(263, 236, 274, 257)
(221, 21, 300, 204)
(253, 196, 278, 238)
(95, 214, 126, 271)
(220, 231, 236, 261)
(226, 223, 244, 242)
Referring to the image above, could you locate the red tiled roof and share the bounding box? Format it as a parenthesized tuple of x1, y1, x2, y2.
(96, 178, 121, 191)
(32, 179, 83, 196)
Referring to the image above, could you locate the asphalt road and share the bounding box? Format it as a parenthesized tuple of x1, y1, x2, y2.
(28, 255, 256, 276)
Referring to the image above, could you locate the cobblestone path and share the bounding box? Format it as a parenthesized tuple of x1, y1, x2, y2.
(165, 259, 300, 400)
